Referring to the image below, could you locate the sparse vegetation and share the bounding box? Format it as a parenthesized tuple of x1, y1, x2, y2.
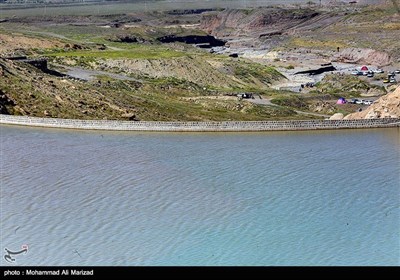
(46, 47, 186, 60)
(312, 74, 386, 98)
(233, 62, 284, 85)
(289, 38, 348, 51)
(271, 95, 309, 110)
(0, 58, 300, 121)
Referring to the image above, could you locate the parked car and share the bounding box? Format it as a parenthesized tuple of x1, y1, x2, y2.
(395, 70, 400, 74)
(351, 71, 362, 76)
(237, 93, 254, 99)
(355, 99, 364, 104)
(374, 69, 384, 74)
(367, 73, 374, 78)
(350, 98, 359, 104)
(363, 100, 373, 105)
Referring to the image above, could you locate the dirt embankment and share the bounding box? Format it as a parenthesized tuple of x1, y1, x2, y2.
(332, 48, 392, 67)
(0, 33, 63, 55)
(345, 86, 400, 119)
(88, 56, 283, 89)
(100, 57, 237, 87)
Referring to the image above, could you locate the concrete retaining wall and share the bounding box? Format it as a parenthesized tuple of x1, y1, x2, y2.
(1, 114, 399, 132)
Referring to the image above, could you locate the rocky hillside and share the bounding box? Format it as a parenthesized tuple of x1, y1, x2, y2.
(63, 56, 284, 89)
(200, 8, 321, 38)
(0, 58, 299, 121)
(344, 86, 400, 119)
(199, 4, 400, 62)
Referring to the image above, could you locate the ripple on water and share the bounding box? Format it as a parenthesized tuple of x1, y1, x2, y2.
(1, 126, 399, 265)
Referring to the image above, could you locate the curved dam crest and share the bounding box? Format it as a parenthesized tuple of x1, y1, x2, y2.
(0, 114, 399, 132)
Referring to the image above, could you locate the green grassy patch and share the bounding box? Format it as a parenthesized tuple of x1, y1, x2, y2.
(232, 61, 284, 85)
(45, 45, 186, 60)
(270, 95, 309, 110)
(312, 73, 386, 98)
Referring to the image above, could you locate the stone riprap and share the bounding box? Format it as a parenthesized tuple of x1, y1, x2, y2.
(0, 114, 399, 132)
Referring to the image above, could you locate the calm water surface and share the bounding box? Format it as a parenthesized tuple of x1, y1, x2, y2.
(0, 125, 399, 266)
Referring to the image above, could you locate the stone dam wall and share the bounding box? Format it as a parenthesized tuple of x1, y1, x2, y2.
(0, 114, 399, 132)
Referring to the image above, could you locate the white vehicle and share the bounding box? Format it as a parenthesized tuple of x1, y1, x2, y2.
(395, 70, 400, 74)
(374, 69, 384, 74)
(355, 100, 364, 105)
(363, 100, 373, 105)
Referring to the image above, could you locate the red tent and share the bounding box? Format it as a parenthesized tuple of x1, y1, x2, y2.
(361, 65, 368, 71)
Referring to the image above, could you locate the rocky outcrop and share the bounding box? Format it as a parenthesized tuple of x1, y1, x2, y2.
(0, 90, 15, 115)
(22, 59, 65, 77)
(332, 48, 392, 66)
(344, 86, 400, 119)
(329, 113, 344, 120)
(121, 112, 137, 121)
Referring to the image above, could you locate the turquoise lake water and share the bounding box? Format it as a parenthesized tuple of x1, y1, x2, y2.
(0, 125, 399, 266)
